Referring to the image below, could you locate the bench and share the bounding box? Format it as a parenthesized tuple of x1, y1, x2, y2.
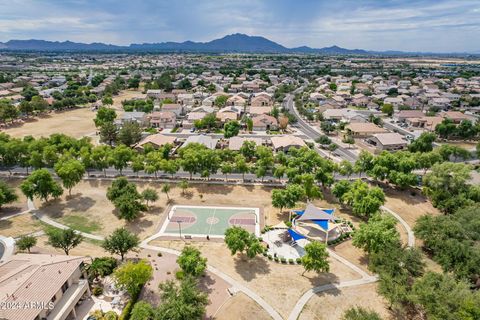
(184, 235, 192, 239)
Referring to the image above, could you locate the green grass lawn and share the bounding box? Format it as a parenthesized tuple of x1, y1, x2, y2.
(58, 214, 102, 234)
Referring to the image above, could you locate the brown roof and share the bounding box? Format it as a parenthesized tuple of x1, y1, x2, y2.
(137, 134, 177, 148)
(0, 254, 85, 320)
(372, 133, 407, 146)
(228, 137, 263, 151)
(270, 136, 306, 149)
(252, 114, 278, 127)
(347, 122, 387, 134)
(396, 110, 424, 119)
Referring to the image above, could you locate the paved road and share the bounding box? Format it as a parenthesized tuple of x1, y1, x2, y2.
(284, 92, 358, 163)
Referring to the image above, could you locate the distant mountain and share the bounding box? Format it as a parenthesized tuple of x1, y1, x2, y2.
(0, 34, 477, 55)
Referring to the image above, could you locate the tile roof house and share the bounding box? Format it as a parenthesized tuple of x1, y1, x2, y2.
(346, 122, 387, 137)
(182, 135, 218, 149)
(395, 110, 425, 122)
(149, 111, 176, 129)
(0, 254, 90, 320)
(161, 103, 183, 116)
(251, 94, 273, 107)
(270, 136, 307, 152)
(252, 114, 278, 131)
(228, 137, 263, 151)
(136, 134, 177, 150)
(369, 133, 408, 151)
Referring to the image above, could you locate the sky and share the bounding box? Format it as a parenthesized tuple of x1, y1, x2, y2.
(1, 0, 479, 52)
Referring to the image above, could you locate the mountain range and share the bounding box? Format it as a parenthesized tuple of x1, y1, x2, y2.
(0, 33, 477, 55)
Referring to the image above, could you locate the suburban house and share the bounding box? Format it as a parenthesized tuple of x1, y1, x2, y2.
(146, 89, 162, 99)
(183, 111, 208, 129)
(0, 254, 90, 320)
(161, 103, 183, 116)
(228, 137, 263, 151)
(251, 93, 273, 107)
(252, 114, 278, 131)
(406, 116, 444, 131)
(395, 110, 425, 122)
(227, 95, 246, 107)
(346, 122, 388, 137)
(368, 132, 408, 151)
(148, 111, 176, 129)
(116, 112, 149, 127)
(136, 134, 177, 150)
(249, 106, 272, 116)
(182, 135, 218, 150)
(440, 111, 476, 123)
(270, 136, 307, 152)
(217, 109, 238, 123)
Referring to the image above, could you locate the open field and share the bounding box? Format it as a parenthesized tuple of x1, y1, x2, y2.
(2, 107, 97, 139)
(298, 283, 390, 320)
(150, 239, 360, 319)
(215, 292, 272, 320)
(0, 214, 42, 238)
(1, 89, 145, 141)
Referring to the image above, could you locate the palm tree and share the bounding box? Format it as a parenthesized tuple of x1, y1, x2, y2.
(162, 184, 171, 201)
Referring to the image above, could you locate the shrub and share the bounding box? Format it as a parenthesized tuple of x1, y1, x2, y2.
(262, 252, 268, 257)
(119, 291, 140, 320)
(92, 286, 103, 296)
(281, 258, 287, 264)
(175, 270, 184, 280)
(268, 255, 273, 260)
(274, 257, 279, 262)
(288, 259, 294, 264)
(157, 252, 162, 257)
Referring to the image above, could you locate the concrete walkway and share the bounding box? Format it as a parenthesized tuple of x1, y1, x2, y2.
(381, 205, 415, 247)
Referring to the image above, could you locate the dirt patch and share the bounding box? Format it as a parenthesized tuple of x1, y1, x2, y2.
(149, 240, 360, 319)
(383, 187, 440, 227)
(330, 240, 372, 275)
(298, 283, 391, 320)
(214, 292, 272, 320)
(3, 107, 97, 139)
(0, 214, 42, 237)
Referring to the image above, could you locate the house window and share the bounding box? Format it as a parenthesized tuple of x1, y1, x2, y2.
(61, 281, 69, 293)
(51, 294, 57, 303)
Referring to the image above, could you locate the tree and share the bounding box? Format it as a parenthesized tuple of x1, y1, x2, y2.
(107, 178, 146, 221)
(298, 173, 322, 201)
(278, 115, 289, 132)
(113, 259, 153, 296)
(223, 120, 240, 138)
(141, 188, 158, 208)
(177, 246, 207, 277)
(246, 117, 253, 132)
(109, 145, 134, 174)
(46, 228, 83, 255)
(16, 235, 37, 253)
(99, 122, 118, 146)
(234, 155, 250, 181)
(321, 121, 335, 135)
(0, 180, 18, 209)
(381, 103, 394, 116)
(102, 95, 113, 106)
(354, 150, 374, 177)
(352, 214, 400, 254)
(411, 272, 480, 320)
(102, 228, 140, 261)
(214, 95, 228, 107)
(239, 140, 256, 160)
(91, 145, 111, 176)
(342, 307, 382, 320)
(157, 277, 209, 320)
(338, 160, 354, 179)
(118, 121, 142, 147)
(221, 163, 232, 181)
(408, 132, 436, 153)
(161, 184, 171, 201)
(335, 180, 385, 218)
(178, 180, 189, 195)
(131, 301, 155, 320)
(20, 169, 63, 202)
(87, 257, 118, 280)
(94, 107, 116, 127)
(21, 85, 39, 101)
(224, 226, 263, 259)
(54, 158, 86, 196)
(422, 162, 473, 213)
(301, 241, 330, 276)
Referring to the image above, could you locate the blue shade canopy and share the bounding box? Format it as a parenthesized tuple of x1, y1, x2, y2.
(297, 203, 335, 222)
(313, 220, 329, 231)
(288, 229, 306, 241)
(293, 210, 305, 216)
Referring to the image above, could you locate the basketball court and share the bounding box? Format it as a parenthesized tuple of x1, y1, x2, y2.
(159, 205, 261, 239)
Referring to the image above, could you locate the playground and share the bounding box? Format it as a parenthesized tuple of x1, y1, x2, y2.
(159, 205, 260, 238)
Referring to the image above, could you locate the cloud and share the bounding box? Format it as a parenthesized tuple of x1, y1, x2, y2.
(0, 0, 478, 52)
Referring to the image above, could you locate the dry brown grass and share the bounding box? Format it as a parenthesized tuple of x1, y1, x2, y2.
(0, 214, 43, 238)
(214, 292, 272, 320)
(149, 239, 360, 319)
(298, 283, 391, 320)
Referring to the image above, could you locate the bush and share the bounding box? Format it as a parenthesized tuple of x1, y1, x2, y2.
(258, 237, 263, 242)
(119, 292, 139, 320)
(157, 252, 162, 257)
(288, 259, 294, 264)
(280, 258, 287, 264)
(274, 257, 279, 262)
(296, 258, 302, 264)
(262, 252, 268, 257)
(175, 270, 184, 280)
(92, 286, 103, 296)
(268, 255, 273, 260)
